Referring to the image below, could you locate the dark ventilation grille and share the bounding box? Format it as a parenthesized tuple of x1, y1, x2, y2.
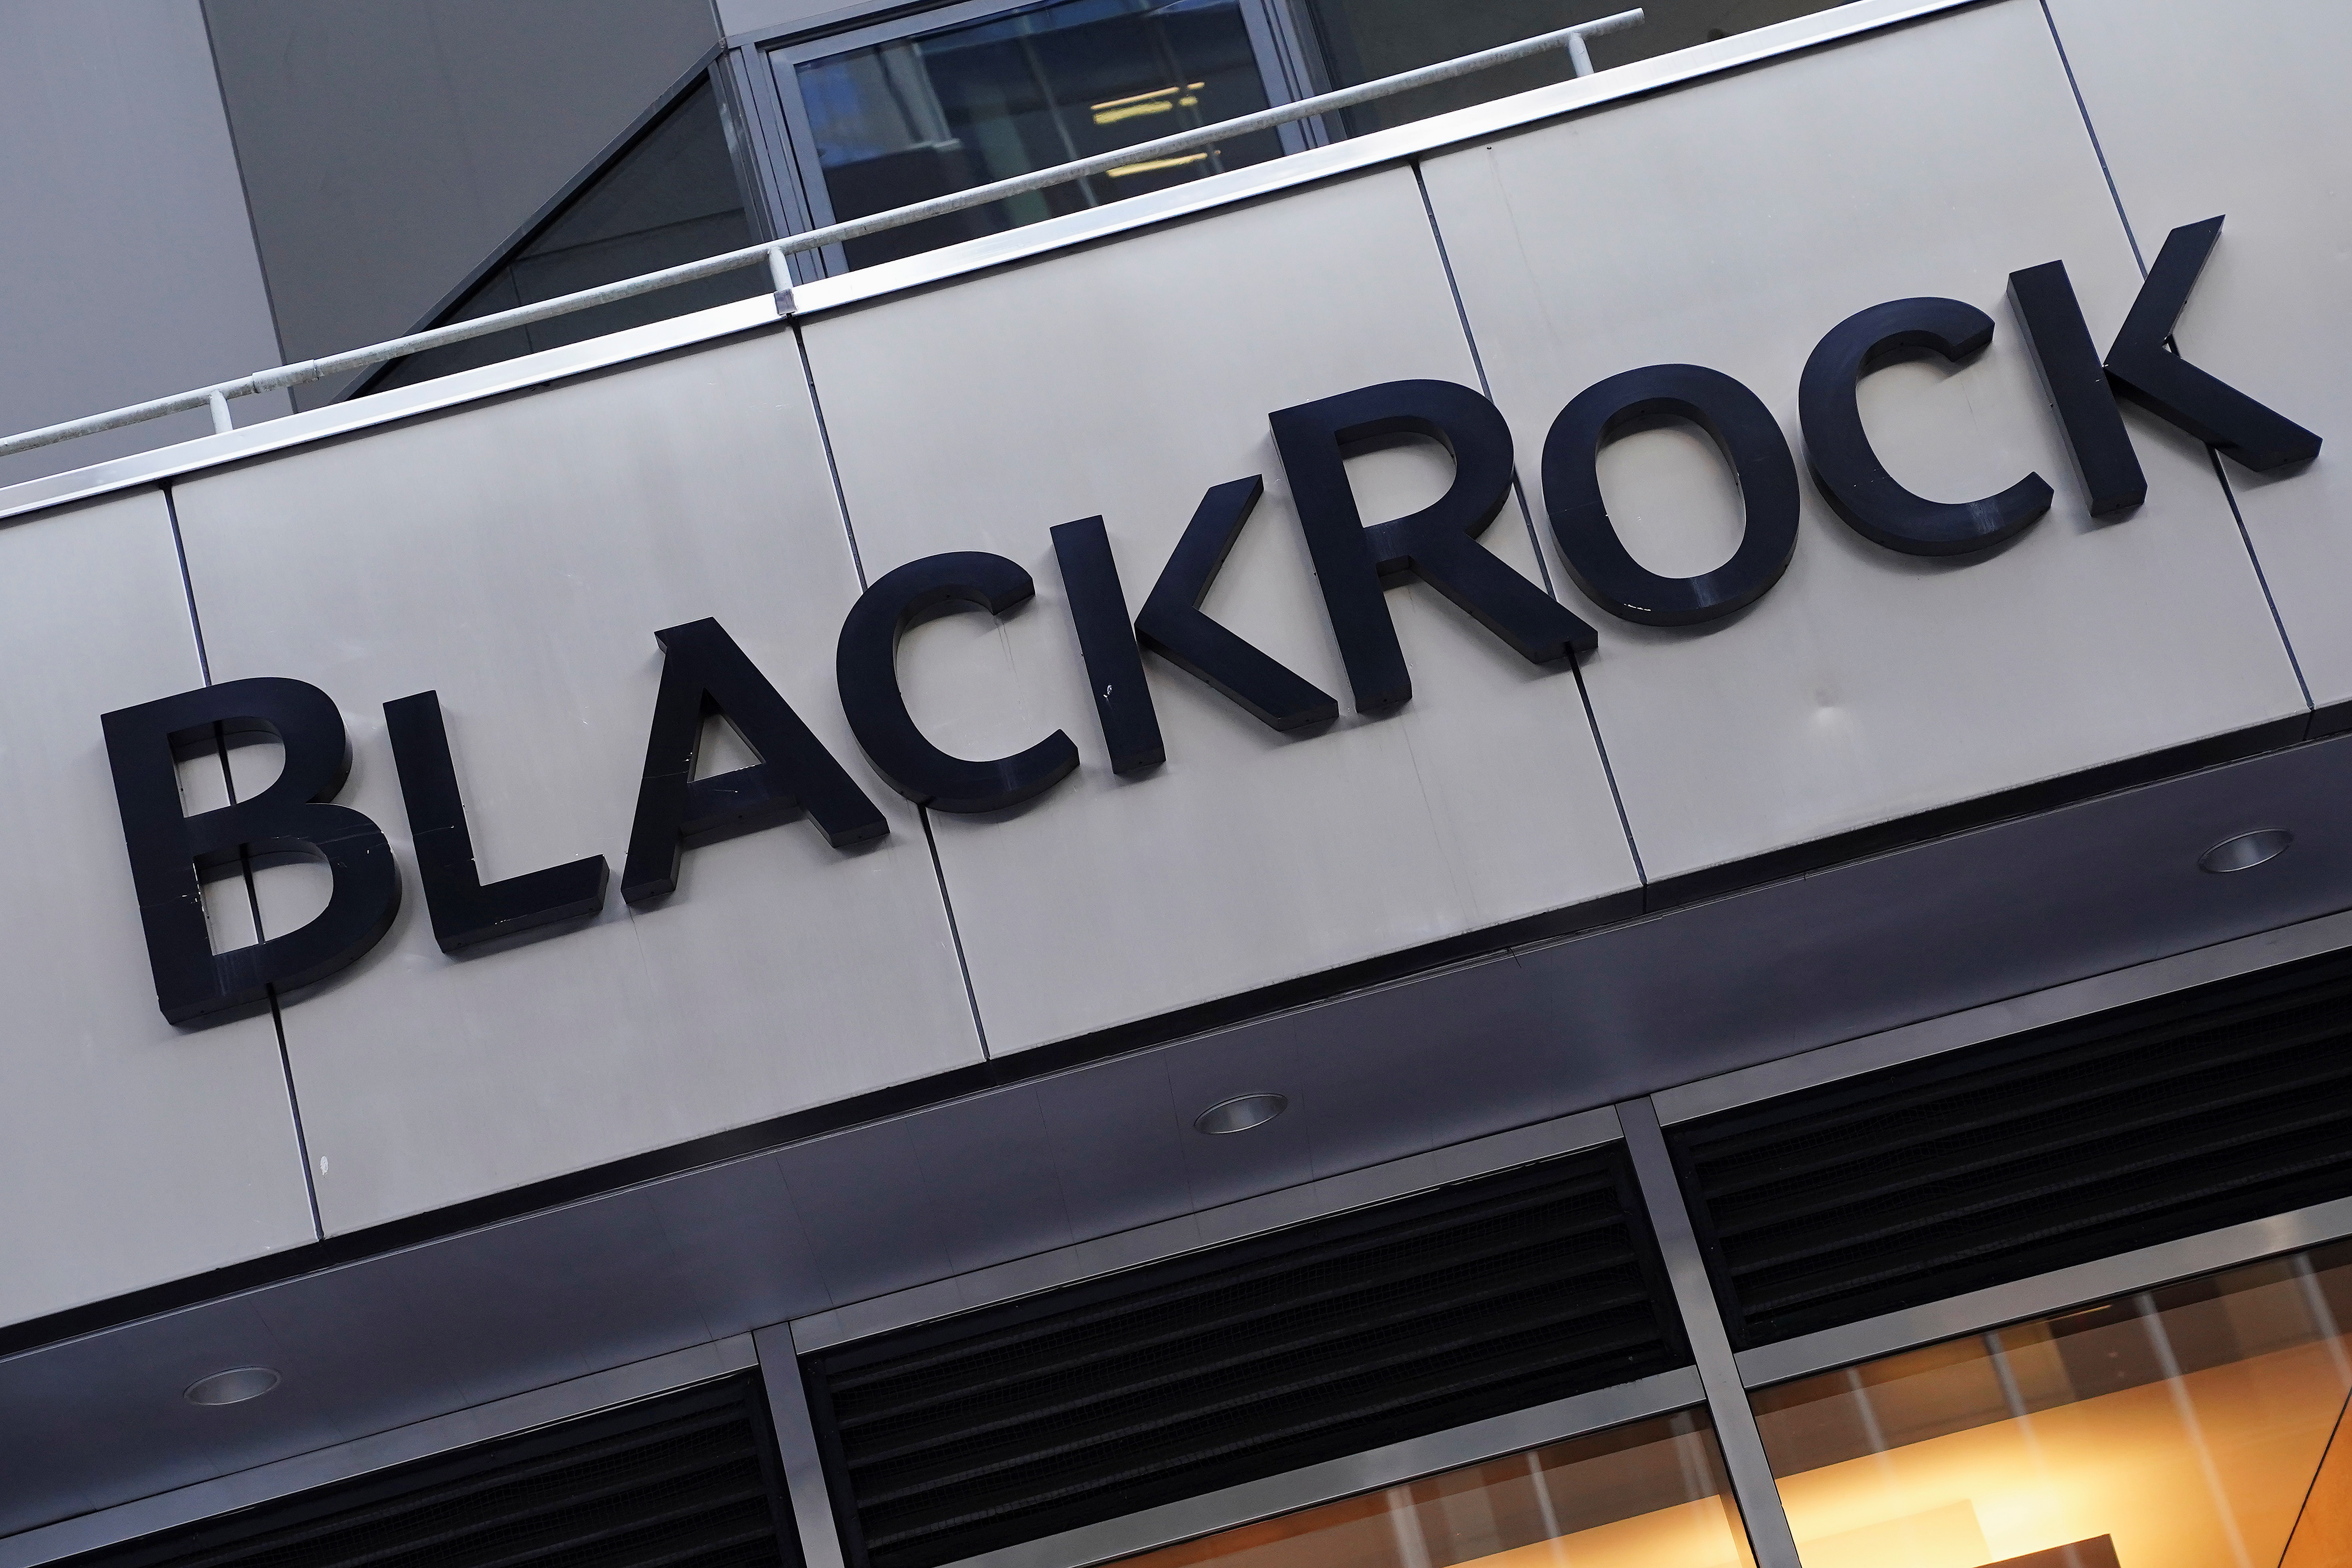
(1671, 948, 2352, 1349)
(69, 1374, 798, 1568)
(804, 1150, 1686, 1568)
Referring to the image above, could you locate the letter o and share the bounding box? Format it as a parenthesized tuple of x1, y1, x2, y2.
(1540, 364, 1801, 627)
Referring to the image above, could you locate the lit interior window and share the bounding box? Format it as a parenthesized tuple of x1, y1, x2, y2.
(1110, 1411, 1757, 1568)
(1752, 1244, 2352, 1568)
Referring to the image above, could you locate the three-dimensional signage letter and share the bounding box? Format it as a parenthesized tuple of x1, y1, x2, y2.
(384, 690, 608, 951)
(2008, 260, 2146, 516)
(102, 678, 400, 1024)
(2104, 216, 2322, 472)
(1801, 298, 2052, 556)
(622, 617, 886, 905)
(837, 553, 1080, 812)
(1052, 517, 1165, 774)
(1541, 364, 1800, 626)
(1135, 476, 1337, 731)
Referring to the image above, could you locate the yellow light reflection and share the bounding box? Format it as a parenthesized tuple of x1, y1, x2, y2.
(1094, 100, 1174, 125)
(1091, 81, 1205, 111)
(1107, 153, 1209, 178)
(1450, 1496, 1750, 1568)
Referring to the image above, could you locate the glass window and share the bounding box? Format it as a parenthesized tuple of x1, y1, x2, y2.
(1109, 1411, 1757, 1568)
(791, 0, 1283, 270)
(366, 75, 764, 395)
(1297, 0, 1861, 137)
(1752, 1243, 2352, 1568)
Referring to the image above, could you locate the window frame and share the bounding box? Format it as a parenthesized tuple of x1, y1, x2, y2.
(722, 0, 1328, 283)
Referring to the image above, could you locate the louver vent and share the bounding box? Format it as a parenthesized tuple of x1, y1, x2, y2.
(804, 1149, 1686, 1568)
(1672, 948, 2352, 1348)
(70, 1374, 797, 1568)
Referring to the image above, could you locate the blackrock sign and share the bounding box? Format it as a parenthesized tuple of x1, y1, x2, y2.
(102, 218, 2317, 1026)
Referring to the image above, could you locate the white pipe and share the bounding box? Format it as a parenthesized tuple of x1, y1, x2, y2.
(0, 10, 1643, 460)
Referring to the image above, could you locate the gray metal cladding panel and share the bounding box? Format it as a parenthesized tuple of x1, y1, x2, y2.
(797, 165, 1643, 1056)
(165, 332, 983, 1235)
(1417, 0, 2309, 883)
(0, 489, 318, 1329)
(2041, 0, 2352, 705)
(0, 1, 291, 486)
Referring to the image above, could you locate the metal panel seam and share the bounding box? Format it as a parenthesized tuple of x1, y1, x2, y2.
(1404, 158, 1647, 887)
(2032, 0, 2314, 714)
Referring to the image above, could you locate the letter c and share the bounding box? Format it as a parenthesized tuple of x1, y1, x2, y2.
(1800, 297, 2052, 556)
(835, 552, 1079, 814)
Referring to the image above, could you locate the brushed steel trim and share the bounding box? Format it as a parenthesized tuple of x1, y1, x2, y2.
(0, 296, 786, 527)
(932, 1367, 1706, 1568)
(0, 1334, 758, 1568)
(1733, 1194, 2352, 1389)
(1652, 906, 2352, 1126)
(790, 1104, 1622, 1355)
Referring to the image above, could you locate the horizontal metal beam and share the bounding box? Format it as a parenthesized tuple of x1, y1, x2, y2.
(0, 10, 1641, 462)
(1735, 1194, 2352, 1388)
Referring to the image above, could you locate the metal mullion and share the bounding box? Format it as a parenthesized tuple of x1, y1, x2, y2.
(1615, 1098, 1801, 1568)
(757, 1325, 854, 1568)
(1234, 0, 1321, 153)
(760, 45, 852, 279)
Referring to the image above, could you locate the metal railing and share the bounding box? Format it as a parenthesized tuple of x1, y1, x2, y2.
(0, 10, 1643, 463)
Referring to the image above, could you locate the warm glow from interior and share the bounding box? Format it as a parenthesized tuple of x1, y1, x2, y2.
(1439, 1496, 1751, 1568)
(1772, 1335, 2352, 1568)
(1116, 1417, 1754, 1568)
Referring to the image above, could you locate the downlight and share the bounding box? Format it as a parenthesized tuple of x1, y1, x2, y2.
(184, 1366, 279, 1406)
(1194, 1093, 1288, 1135)
(2199, 829, 2293, 874)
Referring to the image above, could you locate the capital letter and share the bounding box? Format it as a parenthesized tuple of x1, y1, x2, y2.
(2008, 260, 2146, 516)
(385, 691, 608, 951)
(1134, 477, 1336, 731)
(1801, 298, 2052, 556)
(621, 618, 885, 906)
(102, 678, 400, 1025)
(836, 554, 1079, 813)
(1542, 364, 1800, 626)
(1051, 517, 1165, 774)
(2104, 216, 2321, 472)
(1273, 379, 1592, 711)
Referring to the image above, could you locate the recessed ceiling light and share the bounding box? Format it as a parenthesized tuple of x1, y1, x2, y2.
(184, 1366, 279, 1406)
(2199, 829, 2292, 875)
(1194, 1092, 1288, 1135)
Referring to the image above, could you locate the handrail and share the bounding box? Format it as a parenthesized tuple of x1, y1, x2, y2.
(0, 10, 1642, 462)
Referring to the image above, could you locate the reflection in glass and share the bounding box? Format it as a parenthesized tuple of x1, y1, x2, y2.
(367, 76, 762, 395)
(795, 0, 1281, 270)
(1297, 0, 1860, 137)
(1110, 1412, 1756, 1568)
(1753, 1243, 2352, 1568)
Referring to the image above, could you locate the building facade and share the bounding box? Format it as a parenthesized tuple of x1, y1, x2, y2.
(3, 3, 2350, 1567)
